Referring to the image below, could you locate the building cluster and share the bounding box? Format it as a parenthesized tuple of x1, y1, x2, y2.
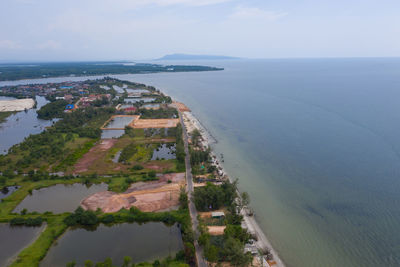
(0, 81, 91, 98)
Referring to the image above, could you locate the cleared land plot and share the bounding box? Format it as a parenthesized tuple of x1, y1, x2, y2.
(81, 173, 185, 212)
(73, 133, 177, 175)
(0, 98, 35, 111)
(208, 226, 226, 235)
(131, 118, 179, 129)
(74, 139, 117, 173)
(173, 102, 191, 112)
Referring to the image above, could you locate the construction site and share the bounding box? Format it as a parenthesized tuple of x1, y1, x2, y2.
(81, 173, 185, 213)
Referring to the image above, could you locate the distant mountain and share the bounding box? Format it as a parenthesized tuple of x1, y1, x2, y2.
(157, 53, 239, 60)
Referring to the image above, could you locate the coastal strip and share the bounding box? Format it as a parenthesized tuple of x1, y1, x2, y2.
(179, 105, 286, 267)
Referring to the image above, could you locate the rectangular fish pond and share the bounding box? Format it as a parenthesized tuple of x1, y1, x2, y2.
(0, 223, 45, 267)
(151, 144, 176, 160)
(41, 222, 183, 266)
(13, 183, 107, 214)
(104, 116, 135, 129)
(101, 129, 125, 139)
(124, 97, 155, 103)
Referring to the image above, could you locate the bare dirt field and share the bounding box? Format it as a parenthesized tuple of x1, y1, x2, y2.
(0, 98, 35, 111)
(81, 173, 186, 212)
(207, 226, 226, 235)
(74, 139, 117, 173)
(173, 102, 191, 112)
(131, 118, 180, 129)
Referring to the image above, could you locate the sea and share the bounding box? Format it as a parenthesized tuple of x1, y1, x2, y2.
(1, 58, 400, 266)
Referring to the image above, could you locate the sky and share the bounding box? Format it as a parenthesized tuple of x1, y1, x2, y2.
(0, 0, 399, 61)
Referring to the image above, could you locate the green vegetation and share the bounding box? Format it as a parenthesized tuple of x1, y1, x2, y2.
(193, 181, 237, 211)
(0, 62, 223, 81)
(175, 124, 185, 172)
(10, 216, 44, 226)
(0, 111, 15, 123)
(138, 107, 178, 119)
(71, 255, 189, 267)
(37, 99, 67, 119)
(119, 143, 138, 163)
(195, 181, 253, 266)
(0, 107, 113, 173)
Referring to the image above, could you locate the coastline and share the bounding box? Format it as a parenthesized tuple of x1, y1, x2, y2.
(180, 108, 285, 267)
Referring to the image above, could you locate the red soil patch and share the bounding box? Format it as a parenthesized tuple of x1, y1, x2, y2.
(81, 173, 186, 213)
(74, 139, 117, 173)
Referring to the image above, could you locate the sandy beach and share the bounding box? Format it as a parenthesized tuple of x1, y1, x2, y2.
(0, 98, 35, 112)
(181, 110, 285, 267)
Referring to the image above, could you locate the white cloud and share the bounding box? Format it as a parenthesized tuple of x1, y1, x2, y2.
(97, 0, 230, 9)
(229, 6, 288, 21)
(36, 40, 61, 50)
(0, 40, 22, 49)
(153, 0, 231, 6)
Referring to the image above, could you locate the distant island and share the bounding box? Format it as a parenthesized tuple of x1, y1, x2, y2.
(157, 53, 239, 60)
(0, 62, 223, 81)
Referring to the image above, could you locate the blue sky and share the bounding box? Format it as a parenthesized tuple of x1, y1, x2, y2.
(0, 0, 399, 61)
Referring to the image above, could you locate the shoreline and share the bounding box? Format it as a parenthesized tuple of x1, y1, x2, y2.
(180, 109, 285, 267)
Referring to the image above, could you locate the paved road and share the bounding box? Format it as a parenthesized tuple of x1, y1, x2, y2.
(180, 113, 208, 267)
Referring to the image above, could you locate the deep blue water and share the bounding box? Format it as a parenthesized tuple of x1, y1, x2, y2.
(1, 58, 400, 266)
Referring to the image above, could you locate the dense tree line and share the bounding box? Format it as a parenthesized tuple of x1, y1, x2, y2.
(0, 62, 222, 81)
(138, 107, 178, 119)
(37, 99, 67, 119)
(175, 124, 185, 171)
(190, 148, 210, 166)
(10, 216, 44, 226)
(193, 181, 237, 211)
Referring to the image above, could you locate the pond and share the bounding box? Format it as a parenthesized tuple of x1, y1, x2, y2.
(126, 88, 150, 94)
(0, 223, 45, 267)
(151, 144, 176, 160)
(13, 183, 108, 214)
(101, 130, 125, 139)
(104, 116, 134, 129)
(41, 222, 183, 266)
(0, 96, 56, 154)
(112, 150, 122, 163)
(112, 85, 124, 93)
(0, 186, 20, 200)
(124, 97, 155, 103)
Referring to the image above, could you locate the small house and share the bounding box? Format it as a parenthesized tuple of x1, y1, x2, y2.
(65, 104, 74, 110)
(211, 211, 225, 218)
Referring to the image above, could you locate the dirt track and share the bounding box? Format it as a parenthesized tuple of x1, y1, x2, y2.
(81, 173, 186, 212)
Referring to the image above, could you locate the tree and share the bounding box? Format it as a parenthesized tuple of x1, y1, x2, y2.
(238, 192, 250, 212)
(84, 260, 94, 267)
(222, 237, 252, 267)
(122, 256, 132, 267)
(204, 245, 219, 262)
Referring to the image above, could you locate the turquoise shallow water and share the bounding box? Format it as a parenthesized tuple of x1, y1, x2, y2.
(1, 59, 400, 266)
